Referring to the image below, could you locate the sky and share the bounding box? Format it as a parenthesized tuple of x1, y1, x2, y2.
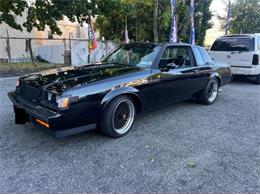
(210, 0, 227, 17)
(204, 0, 231, 47)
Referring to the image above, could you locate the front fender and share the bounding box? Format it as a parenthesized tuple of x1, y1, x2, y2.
(101, 87, 142, 111)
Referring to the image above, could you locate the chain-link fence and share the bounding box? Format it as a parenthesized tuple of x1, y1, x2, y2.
(0, 37, 118, 66)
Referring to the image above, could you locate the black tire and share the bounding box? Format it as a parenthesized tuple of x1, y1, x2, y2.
(197, 78, 219, 105)
(255, 74, 260, 84)
(100, 95, 136, 138)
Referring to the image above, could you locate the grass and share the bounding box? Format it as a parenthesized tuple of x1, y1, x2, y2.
(0, 62, 66, 76)
(186, 160, 196, 168)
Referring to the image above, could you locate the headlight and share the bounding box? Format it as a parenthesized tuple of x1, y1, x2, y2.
(57, 96, 70, 109)
(16, 80, 20, 87)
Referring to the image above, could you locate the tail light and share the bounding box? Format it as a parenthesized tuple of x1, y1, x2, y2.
(252, 54, 259, 65)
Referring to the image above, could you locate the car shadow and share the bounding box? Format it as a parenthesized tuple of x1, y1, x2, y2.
(41, 101, 193, 142)
(232, 75, 257, 84)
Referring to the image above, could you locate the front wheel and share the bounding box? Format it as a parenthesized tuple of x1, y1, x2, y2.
(100, 95, 136, 138)
(197, 78, 219, 105)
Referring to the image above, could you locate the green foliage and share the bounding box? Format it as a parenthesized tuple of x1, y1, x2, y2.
(0, 0, 27, 31)
(0, 0, 99, 35)
(194, 0, 213, 45)
(158, 0, 212, 45)
(95, 0, 212, 45)
(95, 0, 154, 42)
(229, 0, 260, 34)
(24, 0, 99, 35)
(0, 0, 212, 45)
(159, 0, 190, 42)
(186, 160, 196, 168)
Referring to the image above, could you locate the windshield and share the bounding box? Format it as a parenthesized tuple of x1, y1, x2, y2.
(211, 37, 255, 52)
(103, 44, 162, 68)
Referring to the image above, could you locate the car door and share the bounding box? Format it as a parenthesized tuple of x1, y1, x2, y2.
(148, 45, 198, 107)
(192, 46, 213, 91)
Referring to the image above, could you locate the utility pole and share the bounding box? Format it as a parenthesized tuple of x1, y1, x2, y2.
(153, 0, 159, 43)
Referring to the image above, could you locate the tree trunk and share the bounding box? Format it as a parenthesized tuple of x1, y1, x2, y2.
(27, 38, 36, 67)
(6, 30, 11, 62)
(153, 0, 159, 42)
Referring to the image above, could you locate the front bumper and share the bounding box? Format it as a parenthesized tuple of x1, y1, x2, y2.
(8, 92, 96, 137)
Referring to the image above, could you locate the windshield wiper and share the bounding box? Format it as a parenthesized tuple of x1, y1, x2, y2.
(109, 62, 134, 66)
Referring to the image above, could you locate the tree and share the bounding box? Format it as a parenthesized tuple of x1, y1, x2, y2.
(95, 0, 212, 45)
(159, 0, 190, 42)
(95, 0, 154, 42)
(154, 0, 159, 42)
(1, 0, 213, 45)
(159, 0, 213, 45)
(194, 0, 213, 45)
(0, 0, 100, 35)
(229, 0, 260, 34)
(0, 0, 27, 31)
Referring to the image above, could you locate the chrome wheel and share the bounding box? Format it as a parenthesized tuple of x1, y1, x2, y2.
(112, 99, 135, 134)
(207, 80, 218, 102)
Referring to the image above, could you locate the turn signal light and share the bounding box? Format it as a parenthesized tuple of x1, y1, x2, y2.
(35, 118, 49, 128)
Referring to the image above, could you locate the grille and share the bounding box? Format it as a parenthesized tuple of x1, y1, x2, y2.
(17, 82, 43, 103)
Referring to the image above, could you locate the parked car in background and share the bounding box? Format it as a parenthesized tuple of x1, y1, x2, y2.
(209, 34, 260, 84)
(8, 43, 232, 138)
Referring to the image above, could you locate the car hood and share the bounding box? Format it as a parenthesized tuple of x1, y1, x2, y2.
(21, 63, 145, 94)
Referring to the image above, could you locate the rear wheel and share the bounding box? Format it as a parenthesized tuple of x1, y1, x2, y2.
(197, 78, 219, 105)
(255, 74, 260, 84)
(100, 95, 136, 138)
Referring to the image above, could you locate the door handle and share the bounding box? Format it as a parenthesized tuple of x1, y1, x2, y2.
(193, 69, 199, 74)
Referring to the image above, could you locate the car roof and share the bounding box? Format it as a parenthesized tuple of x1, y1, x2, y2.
(219, 34, 258, 38)
(165, 42, 192, 47)
(127, 42, 193, 47)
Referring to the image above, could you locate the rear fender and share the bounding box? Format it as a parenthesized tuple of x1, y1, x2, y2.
(209, 72, 222, 86)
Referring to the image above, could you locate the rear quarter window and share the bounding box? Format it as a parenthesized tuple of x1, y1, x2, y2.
(193, 47, 204, 66)
(193, 47, 213, 66)
(198, 47, 213, 64)
(211, 37, 255, 52)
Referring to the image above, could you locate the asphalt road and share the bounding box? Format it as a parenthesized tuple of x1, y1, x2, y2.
(0, 76, 260, 193)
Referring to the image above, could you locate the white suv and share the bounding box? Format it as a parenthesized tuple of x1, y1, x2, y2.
(209, 34, 260, 84)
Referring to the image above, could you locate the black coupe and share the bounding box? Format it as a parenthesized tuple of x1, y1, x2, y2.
(8, 43, 232, 138)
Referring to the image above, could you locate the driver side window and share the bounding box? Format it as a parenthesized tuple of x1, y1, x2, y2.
(161, 46, 195, 68)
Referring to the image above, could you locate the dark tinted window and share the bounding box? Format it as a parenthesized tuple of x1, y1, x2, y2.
(161, 46, 195, 68)
(211, 37, 255, 51)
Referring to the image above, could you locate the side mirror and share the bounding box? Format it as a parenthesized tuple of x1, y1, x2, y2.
(166, 63, 177, 70)
(158, 59, 177, 71)
(205, 61, 212, 66)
